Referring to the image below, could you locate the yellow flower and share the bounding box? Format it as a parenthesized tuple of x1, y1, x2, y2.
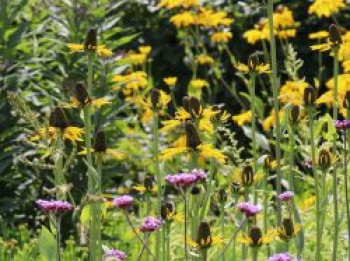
(243, 28, 268, 45)
(190, 78, 209, 89)
(170, 11, 195, 28)
(139, 46, 152, 55)
(188, 222, 224, 250)
(262, 109, 285, 132)
(273, 6, 295, 29)
(236, 62, 270, 75)
(210, 31, 232, 43)
(309, 31, 329, 40)
(31, 126, 84, 143)
(276, 29, 297, 39)
(238, 226, 277, 247)
(279, 80, 308, 106)
(229, 168, 265, 188)
(67, 44, 112, 58)
(163, 77, 178, 86)
(298, 196, 316, 212)
(309, 0, 345, 18)
(277, 218, 302, 241)
(64, 97, 111, 109)
(197, 144, 226, 164)
(113, 71, 148, 97)
(157, 0, 200, 10)
(194, 8, 234, 28)
(122, 52, 147, 65)
(196, 54, 214, 65)
(232, 111, 252, 126)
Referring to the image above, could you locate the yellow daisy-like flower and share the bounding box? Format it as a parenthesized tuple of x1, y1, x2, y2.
(235, 62, 270, 75)
(243, 27, 269, 45)
(309, 0, 345, 18)
(238, 226, 277, 247)
(196, 54, 214, 65)
(279, 80, 308, 106)
(309, 31, 329, 40)
(197, 144, 227, 164)
(229, 167, 265, 188)
(31, 126, 84, 143)
(189, 78, 210, 89)
(139, 46, 152, 55)
(113, 71, 148, 97)
(210, 31, 233, 44)
(277, 218, 302, 241)
(67, 44, 112, 58)
(232, 111, 252, 126)
(163, 77, 178, 86)
(64, 97, 111, 109)
(170, 11, 196, 28)
(194, 8, 233, 28)
(188, 222, 224, 250)
(157, 0, 200, 10)
(262, 109, 285, 132)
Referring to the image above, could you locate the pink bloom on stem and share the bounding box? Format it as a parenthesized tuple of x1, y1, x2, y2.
(268, 253, 296, 261)
(334, 120, 350, 130)
(190, 169, 207, 181)
(113, 195, 134, 209)
(36, 199, 73, 214)
(165, 173, 197, 188)
(237, 202, 261, 217)
(278, 191, 294, 202)
(103, 249, 127, 260)
(139, 216, 163, 233)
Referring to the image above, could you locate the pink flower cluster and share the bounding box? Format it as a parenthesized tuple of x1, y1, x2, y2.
(268, 253, 296, 261)
(334, 120, 350, 129)
(278, 191, 294, 202)
(139, 216, 163, 233)
(237, 202, 261, 217)
(165, 169, 207, 188)
(103, 249, 127, 260)
(36, 200, 73, 214)
(113, 195, 134, 209)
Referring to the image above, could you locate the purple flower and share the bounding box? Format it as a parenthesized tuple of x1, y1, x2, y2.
(113, 195, 134, 209)
(278, 191, 294, 202)
(334, 120, 350, 129)
(139, 217, 163, 233)
(268, 253, 295, 261)
(36, 199, 73, 214)
(237, 202, 261, 217)
(103, 249, 127, 260)
(165, 173, 197, 188)
(190, 169, 207, 181)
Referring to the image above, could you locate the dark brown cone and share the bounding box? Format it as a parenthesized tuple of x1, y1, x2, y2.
(329, 24, 342, 45)
(144, 176, 155, 191)
(185, 122, 201, 149)
(282, 218, 294, 237)
(93, 131, 107, 153)
(242, 165, 254, 186)
(196, 222, 212, 247)
(189, 96, 201, 116)
(217, 188, 227, 203)
(84, 28, 97, 51)
(248, 52, 260, 71)
(303, 85, 316, 106)
(249, 225, 262, 246)
(49, 107, 69, 129)
(289, 105, 300, 124)
(318, 149, 331, 169)
(182, 96, 191, 112)
(161, 201, 175, 220)
(150, 88, 161, 109)
(75, 82, 91, 105)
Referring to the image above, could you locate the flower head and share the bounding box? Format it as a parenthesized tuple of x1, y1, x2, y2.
(334, 120, 350, 129)
(140, 217, 163, 233)
(103, 249, 127, 260)
(268, 252, 295, 261)
(165, 173, 198, 188)
(309, 0, 345, 18)
(36, 200, 73, 214)
(113, 195, 134, 209)
(278, 191, 294, 202)
(190, 169, 207, 182)
(237, 202, 261, 217)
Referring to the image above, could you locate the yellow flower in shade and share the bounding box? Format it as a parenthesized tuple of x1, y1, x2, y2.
(262, 109, 284, 132)
(210, 31, 233, 43)
(196, 54, 214, 65)
(277, 218, 302, 241)
(188, 222, 224, 250)
(195, 8, 234, 28)
(309, 0, 345, 18)
(170, 11, 196, 28)
(164, 77, 178, 86)
(139, 46, 152, 55)
(67, 44, 112, 58)
(197, 144, 226, 164)
(311, 25, 343, 53)
(273, 6, 295, 29)
(238, 226, 277, 247)
(232, 111, 252, 126)
(276, 29, 297, 39)
(279, 80, 308, 106)
(236, 62, 270, 75)
(161, 202, 184, 223)
(229, 166, 264, 188)
(309, 31, 329, 40)
(139, 89, 171, 110)
(122, 52, 147, 66)
(31, 126, 84, 143)
(64, 97, 111, 109)
(157, 0, 200, 10)
(190, 78, 210, 89)
(243, 28, 269, 45)
(133, 176, 157, 194)
(113, 71, 148, 97)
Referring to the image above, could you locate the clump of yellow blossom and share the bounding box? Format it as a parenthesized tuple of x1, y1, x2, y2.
(232, 111, 252, 126)
(210, 31, 233, 44)
(157, 0, 200, 10)
(309, 0, 345, 18)
(163, 77, 178, 86)
(279, 81, 309, 106)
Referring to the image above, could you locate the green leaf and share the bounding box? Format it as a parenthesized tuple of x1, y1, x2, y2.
(38, 226, 57, 261)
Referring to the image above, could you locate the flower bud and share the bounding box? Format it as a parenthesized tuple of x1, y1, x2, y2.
(303, 85, 316, 106)
(329, 24, 342, 45)
(282, 218, 294, 238)
(49, 107, 69, 129)
(94, 131, 107, 153)
(242, 165, 254, 186)
(318, 149, 331, 169)
(343, 90, 350, 109)
(289, 105, 300, 124)
(150, 88, 161, 109)
(185, 122, 201, 149)
(84, 28, 97, 51)
(196, 222, 212, 248)
(161, 201, 175, 220)
(144, 176, 155, 192)
(75, 82, 91, 105)
(249, 225, 262, 246)
(248, 52, 260, 71)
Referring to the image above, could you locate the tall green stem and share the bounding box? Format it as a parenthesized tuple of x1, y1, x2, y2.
(332, 48, 339, 261)
(220, 202, 225, 261)
(308, 106, 321, 260)
(267, 0, 282, 225)
(56, 216, 61, 261)
(343, 126, 350, 261)
(250, 73, 258, 204)
(184, 191, 189, 261)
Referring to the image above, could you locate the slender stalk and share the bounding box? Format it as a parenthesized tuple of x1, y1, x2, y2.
(54, 131, 65, 200)
(220, 202, 225, 261)
(217, 218, 247, 259)
(56, 216, 61, 261)
(250, 73, 258, 204)
(153, 111, 161, 261)
(252, 248, 259, 261)
(184, 191, 189, 261)
(267, 0, 282, 225)
(201, 249, 208, 261)
(332, 48, 339, 261)
(166, 224, 170, 261)
(308, 106, 321, 260)
(343, 127, 350, 261)
(124, 212, 156, 260)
